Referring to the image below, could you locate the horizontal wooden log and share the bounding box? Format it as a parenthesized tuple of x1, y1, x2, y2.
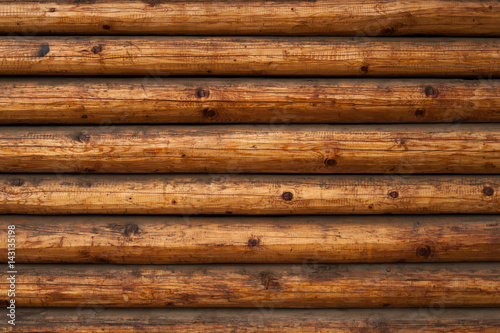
(1, 1, 499, 36)
(1, 263, 498, 307)
(1, 37, 499, 76)
(0, 124, 498, 174)
(9, 308, 500, 332)
(0, 175, 498, 215)
(1, 78, 500, 124)
(1, 215, 498, 264)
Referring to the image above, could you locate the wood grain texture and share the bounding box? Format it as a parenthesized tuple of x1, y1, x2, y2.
(1, 263, 498, 308)
(0, 124, 498, 174)
(0, 0, 499, 36)
(1, 215, 499, 264)
(0, 174, 498, 215)
(1, 37, 499, 76)
(1, 78, 500, 124)
(6, 308, 500, 332)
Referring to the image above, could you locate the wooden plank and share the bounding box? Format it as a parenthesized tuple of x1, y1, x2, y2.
(1, 263, 498, 307)
(9, 308, 500, 332)
(0, 175, 497, 215)
(0, 78, 500, 124)
(0, 37, 499, 76)
(1, 215, 498, 264)
(0, 124, 498, 174)
(1, 0, 499, 36)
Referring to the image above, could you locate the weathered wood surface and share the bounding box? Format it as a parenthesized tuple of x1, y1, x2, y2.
(1, 215, 498, 264)
(2, 78, 499, 124)
(1, 0, 499, 36)
(0, 124, 498, 174)
(0, 175, 497, 215)
(1, 37, 499, 76)
(0, 77, 500, 124)
(6, 308, 500, 332)
(1, 263, 498, 308)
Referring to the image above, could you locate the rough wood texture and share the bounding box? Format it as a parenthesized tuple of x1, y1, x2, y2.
(0, 175, 498, 215)
(1, 37, 499, 76)
(1, 78, 500, 124)
(0, 0, 499, 36)
(1, 215, 498, 264)
(7, 308, 500, 332)
(1, 263, 498, 308)
(0, 124, 498, 174)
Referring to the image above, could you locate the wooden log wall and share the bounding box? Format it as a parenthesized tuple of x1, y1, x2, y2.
(8, 308, 500, 332)
(1, 78, 499, 124)
(4, 263, 500, 308)
(0, 0, 499, 36)
(1, 215, 499, 264)
(0, 124, 499, 174)
(0, 0, 499, 331)
(1, 37, 500, 76)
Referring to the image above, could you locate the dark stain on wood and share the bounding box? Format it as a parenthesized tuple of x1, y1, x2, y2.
(416, 245, 432, 258)
(415, 109, 426, 117)
(91, 45, 103, 54)
(483, 187, 495, 196)
(248, 236, 261, 248)
(201, 108, 216, 118)
(389, 191, 399, 198)
(9, 178, 25, 187)
(424, 86, 439, 98)
(324, 158, 337, 167)
(196, 88, 210, 98)
(123, 224, 140, 238)
(74, 131, 91, 143)
(259, 271, 281, 291)
(38, 43, 50, 57)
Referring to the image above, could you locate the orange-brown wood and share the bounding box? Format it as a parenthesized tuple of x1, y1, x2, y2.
(1, 78, 499, 124)
(1, 263, 498, 308)
(0, 175, 497, 215)
(1, 37, 499, 76)
(1, 0, 499, 36)
(1, 215, 498, 264)
(0, 124, 498, 174)
(8, 308, 500, 332)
